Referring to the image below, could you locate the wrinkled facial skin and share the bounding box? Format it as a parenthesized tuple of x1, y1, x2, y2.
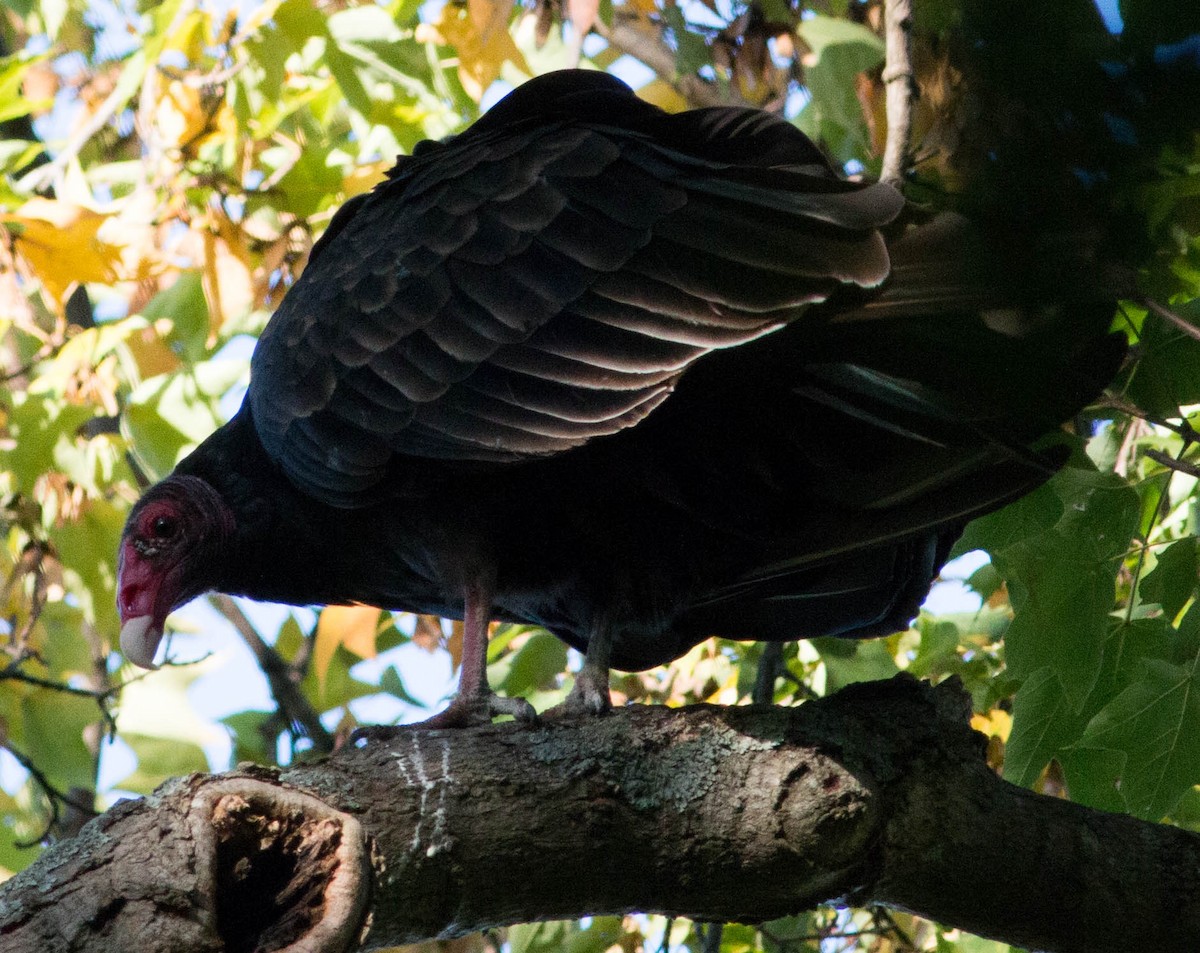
(117, 476, 234, 668)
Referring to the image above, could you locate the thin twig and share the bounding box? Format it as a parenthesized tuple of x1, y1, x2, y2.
(1143, 448, 1200, 480)
(880, 0, 915, 187)
(752, 641, 783, 705)
(1092, 394, 1199, 443)
(658, 917, 674, 953)
(208, 594, 334, 754)
(0, 662, 118, 702)
(3, 743, 99, 847)
(26, 0, 200, 193)
(1143, 297, 1200, 344)
(698, 922, 723, 953)
(592, 15, 730, 108)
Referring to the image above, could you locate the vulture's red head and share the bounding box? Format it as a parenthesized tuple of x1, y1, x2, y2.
(117, 475, 235, 668)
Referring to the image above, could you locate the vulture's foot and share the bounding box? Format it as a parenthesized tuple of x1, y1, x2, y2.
(351, 692, 536, 742)
(544, 666, 613, 719)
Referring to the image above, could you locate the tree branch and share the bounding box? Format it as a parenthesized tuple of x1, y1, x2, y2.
(880, 0, 915, 187)
(1, 676, 1196, 953)
(593, 16, 730, 108)
(208, 593, 334, 754)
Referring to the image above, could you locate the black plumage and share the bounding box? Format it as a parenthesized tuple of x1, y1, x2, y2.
(117, 70, 1124, 723)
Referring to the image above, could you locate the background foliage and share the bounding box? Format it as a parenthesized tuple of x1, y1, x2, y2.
(0, 0, 1198, 951)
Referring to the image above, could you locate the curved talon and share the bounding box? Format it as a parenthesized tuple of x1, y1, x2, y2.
(349, 723, 407, 746)
(489, 694, 538, 723)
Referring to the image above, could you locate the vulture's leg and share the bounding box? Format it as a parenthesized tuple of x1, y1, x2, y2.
(444, 579, 537, 723)
(545, 622, 614, 717)
(352, 581, 535, 740)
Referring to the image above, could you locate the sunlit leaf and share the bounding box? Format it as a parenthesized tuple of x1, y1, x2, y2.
(417, 1, 530, 101)
(116, 657, 225, 750)
(812, 636, 899, 694)
(123, 359, 248, 478)
(510, 917, 624, 953)
(0, 201, 122, 307)
(314, 605, 382, 691)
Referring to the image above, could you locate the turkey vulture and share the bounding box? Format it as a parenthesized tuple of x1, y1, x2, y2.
(118, 69, 1124, 725)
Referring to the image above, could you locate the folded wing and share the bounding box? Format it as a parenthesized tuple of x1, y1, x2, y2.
(248, 71, 903, 505)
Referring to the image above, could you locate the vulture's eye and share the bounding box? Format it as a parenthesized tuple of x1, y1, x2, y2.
(150, 515, 178, 539)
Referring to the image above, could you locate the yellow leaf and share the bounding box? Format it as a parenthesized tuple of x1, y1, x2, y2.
(620, 0, 660, 22)
(342, 160, 392, 199)
(468, 0, 515, 37)
(162, 8, 208, 61)
(636, 78, 689, 113)
(314, 605, 383, 690)
(156, 80, 207, 150)
(423, 2, 530, 101)
(970, 708, 1013, 742)
(201, 208, 256, 341)
(122, 320, 181, 381)
(0, 201, 122, 308)
(156, 78, 233, 155)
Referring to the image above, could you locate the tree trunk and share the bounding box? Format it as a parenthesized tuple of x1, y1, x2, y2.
(1, 675, 1197, 953)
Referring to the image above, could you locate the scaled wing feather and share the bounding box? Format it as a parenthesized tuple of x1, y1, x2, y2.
(249, 72, 903, 505)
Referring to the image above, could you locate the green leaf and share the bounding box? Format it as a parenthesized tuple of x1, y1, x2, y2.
(757, 0, 791, 23)
(663, 6, 713, 77)
(116, 733, 210, 794)
(1166, 783, 1200, 828)
(272, 0, 330, 50)
(492, 630, 568, 698)
(380, 666, 426, 708)
(510, 917, 624, 953)
(1122, 297, 1200, 416)
(123, 360, 248, 478)
(1059, 746, 1128, 814)
(952, 475, 1065, 558)
(793, 15, 884, 160)
(1, 393, 97, 494)
(965, 561, 1004, 602)
(1003, 667, 1078, 787)
(0, 788, 38, 877)
(38, 602, 92, 677)
(905, 617, 962, 679)
(812, 636, 899, 693)
(967, 465, 1140, 709)
(1078, 655, 1200, 819)
(1140, 536, 1199, 621)
(49, 497, 126, 635)
(0, 51, 52, 123)
(299, 641, 380, 712)
(140, 272, 210, 363)
(2, 687, 98, 792)
(222, 710, 277, 767)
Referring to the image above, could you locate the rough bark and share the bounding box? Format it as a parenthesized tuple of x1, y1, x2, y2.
(1, 675, 1197, 953)
(880, 0, 915, 187)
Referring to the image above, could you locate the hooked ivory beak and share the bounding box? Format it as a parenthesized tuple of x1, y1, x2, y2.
(120, 615, 163, 669)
